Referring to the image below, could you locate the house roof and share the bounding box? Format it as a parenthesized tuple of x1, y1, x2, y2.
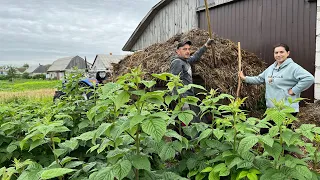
(92, 54, 125, 69)
(47, 56, 75, 72)
(122, 0, 172, 51)
(24, 65, 39, 73)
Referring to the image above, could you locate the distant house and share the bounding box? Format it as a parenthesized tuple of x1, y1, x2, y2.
(17, 67, 27, 74)
(24, 64, 50, 76)
(47, 56, 87, 80)
(91, 54, 125, 73)
(0, 69, 7, 75)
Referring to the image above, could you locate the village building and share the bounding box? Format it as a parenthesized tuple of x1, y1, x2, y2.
(46, 56, 88, 80)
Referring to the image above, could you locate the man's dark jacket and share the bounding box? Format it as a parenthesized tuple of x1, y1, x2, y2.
(170, 46, 207, 97)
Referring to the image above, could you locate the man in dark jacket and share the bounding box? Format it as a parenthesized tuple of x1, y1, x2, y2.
(170, 39, 214, 122)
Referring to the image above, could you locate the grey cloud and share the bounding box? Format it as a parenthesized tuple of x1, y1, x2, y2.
(0, 0, 159, 66)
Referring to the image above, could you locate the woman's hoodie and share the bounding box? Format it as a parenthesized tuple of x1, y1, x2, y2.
(245, 58, 314, 112)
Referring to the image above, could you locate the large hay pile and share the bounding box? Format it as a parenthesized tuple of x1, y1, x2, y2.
(297, 101, 320, 126)
(113, 29, 266, 108)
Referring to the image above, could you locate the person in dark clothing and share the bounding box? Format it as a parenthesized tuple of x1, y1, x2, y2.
(170, 39, 214, 123)
(96, 71, 110, 84)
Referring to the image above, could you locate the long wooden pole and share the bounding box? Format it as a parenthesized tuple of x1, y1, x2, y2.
(236, 42, 242, 98)
(204, 0, 216, 67)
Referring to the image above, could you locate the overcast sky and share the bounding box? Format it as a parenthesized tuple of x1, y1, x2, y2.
(0, 0, 160, 66)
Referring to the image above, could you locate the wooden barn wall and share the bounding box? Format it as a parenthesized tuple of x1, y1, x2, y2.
(198, 0, 317, 100)
(131, 0, 198, 51)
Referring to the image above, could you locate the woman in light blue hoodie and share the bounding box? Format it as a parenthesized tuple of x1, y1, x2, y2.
(239, 43, 314, 132)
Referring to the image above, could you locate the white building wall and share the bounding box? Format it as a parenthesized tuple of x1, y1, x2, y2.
(316, 0, 320, 100)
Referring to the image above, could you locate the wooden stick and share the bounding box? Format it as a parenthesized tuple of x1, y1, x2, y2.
(236, 42, 242, 98)
(204, 0, 216, 67)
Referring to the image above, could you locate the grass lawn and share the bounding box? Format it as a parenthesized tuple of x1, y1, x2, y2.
(0, 79, 61, 103)
(0, 79, 60, 92)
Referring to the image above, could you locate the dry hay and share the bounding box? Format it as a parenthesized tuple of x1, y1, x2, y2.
(297, 101, 320, 126)
(113, 29, 266, 108)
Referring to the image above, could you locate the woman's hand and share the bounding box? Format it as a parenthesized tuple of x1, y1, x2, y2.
(238, 71, 246, 81)
(288, 89, 295, 95)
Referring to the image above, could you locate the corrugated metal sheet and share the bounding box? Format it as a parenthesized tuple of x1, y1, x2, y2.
(198, 0, 316, 100)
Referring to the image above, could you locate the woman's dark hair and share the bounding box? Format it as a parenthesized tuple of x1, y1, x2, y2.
(273, 43, 290, 52)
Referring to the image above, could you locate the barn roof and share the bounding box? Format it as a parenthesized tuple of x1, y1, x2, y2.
(92, 54, 125, 69)
(122, 0, 237, 51)
(47, 56, 76, 72)
(122, 0, 172, 51)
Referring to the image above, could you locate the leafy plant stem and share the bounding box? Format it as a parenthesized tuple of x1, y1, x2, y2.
(51, 133, 63, 180)
(314, 142, 320, 169)
(233, 113, 237, 151)
(135, 125, 140, 180)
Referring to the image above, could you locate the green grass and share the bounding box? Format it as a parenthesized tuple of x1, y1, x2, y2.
(0, 79, 61, 92)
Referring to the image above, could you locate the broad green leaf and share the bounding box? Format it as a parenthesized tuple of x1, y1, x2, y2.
(165, 96, 173, 106)
(253, 158, 272, 171)
(101, 82, 122, 95)
(159, 143, 176, 161)
(198, 129, 212, 142)
(213, 163, 226, 173)
(296, 165, 312, 179)
(106, 148, 129, 159)
(195, 173, 205, 180)
(61, 157, 77, 165)
(228, 157, 243, 169)
(53, 149, 67, 158)
(58, 139, 78, 151)
(76, 131, 96, 141)
(29, 139, 46, 151)
(130, 115, 145, 128)
(236, 171, 248, 180)
(178, 111, 194, 126)
(17, 163, 42, 180)
(40, 168, 75, 179)
(36, 125, 54, 137)
(187, 170, 198, 178)
(64, 161, 84, 168)
(95, 123, 112, 138)
(78, 120, 90, 130)
(115, 91, 130, 110)
(247, 173, 258, 180)
(150, 112, 170, 120)
(141, 118, 166, 142)
(213, 129, 224, 140)
(162, 172, 189, 180)
(87, 144, 100, 153)
(269, 126, 279, 137)
(152, 73, 171, 81)
(83, 162, 96, 173)
(265, 142, 282, 160)
(167, 82, 175, 91)
(7, 144, 17, 153)
(201, 167, 213, 173)
(53, 126, 70, 133)
(259, 135, 274, 147)
(113, 160, 131, 180)
(208, 170, 219, 180)
(142, 80, 156, 88)
(131, 155, 151, 171)
(238, 136, 258, 155)
(165, 129, 182, 141)
(300, 124, 316, 131)
(90, 167, 114, 180)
